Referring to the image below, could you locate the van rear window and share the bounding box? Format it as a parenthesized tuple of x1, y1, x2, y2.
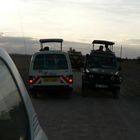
(33, 54, 68, 70)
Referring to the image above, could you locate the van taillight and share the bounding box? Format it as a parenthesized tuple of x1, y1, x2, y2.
(28, 79, 33, 84)
(61, 75, 73, 84)
(65, 75, 73, 84)
(68, 76, 73, 84)
(28, 76, 33, 84)
(28, 76, 41, 85)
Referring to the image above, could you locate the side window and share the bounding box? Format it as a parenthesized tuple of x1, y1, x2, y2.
(0, 59, 29, 140)
(33, 54, 44, 70)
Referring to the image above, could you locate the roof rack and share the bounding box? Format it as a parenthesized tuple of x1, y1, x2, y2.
(39, 38, 63, 51)
(92, 40, 114, 45)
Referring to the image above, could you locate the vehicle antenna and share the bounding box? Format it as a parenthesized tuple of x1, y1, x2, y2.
(120, 45, 123, 58)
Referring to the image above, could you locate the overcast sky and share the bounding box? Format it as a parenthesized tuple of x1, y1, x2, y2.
(0, 0, 140, 57)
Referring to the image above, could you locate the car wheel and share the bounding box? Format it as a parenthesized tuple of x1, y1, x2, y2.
(30, 90, 38, 98)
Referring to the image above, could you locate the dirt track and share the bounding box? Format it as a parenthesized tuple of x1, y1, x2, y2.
(11, 55, 140, 140)
(32, 94, 140, 140)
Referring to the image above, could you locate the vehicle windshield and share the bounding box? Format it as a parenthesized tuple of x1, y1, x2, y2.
(87, 54, 117, 69)
(33, 54, 68, 70)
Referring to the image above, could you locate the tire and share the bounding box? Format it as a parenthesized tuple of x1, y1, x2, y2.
(112, 89, 120, 99)
(30, 90, 38, 98)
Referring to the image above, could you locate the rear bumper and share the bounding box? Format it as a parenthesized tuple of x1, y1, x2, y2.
(30, 85, 72, 93)
(83, 80, 120, 90)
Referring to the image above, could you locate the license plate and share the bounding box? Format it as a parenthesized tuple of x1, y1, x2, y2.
(43, 77, 58, 82)
(95, 84, 108, 88)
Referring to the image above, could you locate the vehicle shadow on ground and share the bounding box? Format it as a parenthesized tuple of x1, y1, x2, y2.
(81, 89, 117, 99)
(31, 90, 118, 101)
(31, 92, 73, 100)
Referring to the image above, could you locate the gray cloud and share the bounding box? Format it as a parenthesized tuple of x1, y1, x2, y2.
(0, 36, 90, 54)
(0, 36, 139, 58)
(125, 39, 140, 45)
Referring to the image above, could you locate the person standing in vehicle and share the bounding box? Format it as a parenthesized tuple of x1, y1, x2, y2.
(97, 45, 103, 51)
(105, 44, 111, 52)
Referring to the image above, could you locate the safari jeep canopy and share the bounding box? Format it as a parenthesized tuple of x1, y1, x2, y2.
(39, 38, 63, 51)
(92, 40, 115, 45)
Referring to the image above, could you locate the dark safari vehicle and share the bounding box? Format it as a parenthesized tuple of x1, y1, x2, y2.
(68, 48, 83, 70)
(82, 40, 122, 98)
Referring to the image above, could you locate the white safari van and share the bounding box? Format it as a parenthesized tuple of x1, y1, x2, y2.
(28, 39, 73, 97)
(0, 48, 48, 140)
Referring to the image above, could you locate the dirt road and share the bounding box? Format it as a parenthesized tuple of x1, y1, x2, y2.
(32, 93, 140, 140)
(10, 55, 140, 140)
(31, 60, 140, 140)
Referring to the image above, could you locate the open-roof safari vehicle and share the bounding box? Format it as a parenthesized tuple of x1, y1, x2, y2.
(68, 48, 83, 70)
(82, 40, 122, 98)
(28, 38, 73, 98)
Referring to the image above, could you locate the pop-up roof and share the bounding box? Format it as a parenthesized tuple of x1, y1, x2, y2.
(92, 40, 115, 51)
(92, 40, 115, 45)
(39, 38, 63, 51)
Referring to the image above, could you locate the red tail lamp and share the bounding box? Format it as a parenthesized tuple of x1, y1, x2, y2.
(28, 79, 33, 84)
(68, 78, 73, 84)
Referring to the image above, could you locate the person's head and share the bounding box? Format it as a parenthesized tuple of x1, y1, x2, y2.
(44, 46, 49, 51)
(105, 44, 108, 49)
(99, 45, 103, 51)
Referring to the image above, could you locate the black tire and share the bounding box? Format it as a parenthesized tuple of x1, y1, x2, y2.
(112, 89, 120, 99)
(30, 90, 38, 98)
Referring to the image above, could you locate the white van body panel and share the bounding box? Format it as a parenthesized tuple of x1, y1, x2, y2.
(0, 48, 48, 140)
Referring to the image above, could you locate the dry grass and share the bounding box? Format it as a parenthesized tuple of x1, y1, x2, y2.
(121, 60, 140, 96)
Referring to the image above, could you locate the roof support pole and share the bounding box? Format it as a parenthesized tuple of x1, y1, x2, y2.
(40, 43, 43, 50)
(61, 42, 62, 51)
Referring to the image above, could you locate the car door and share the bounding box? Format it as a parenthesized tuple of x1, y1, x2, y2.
(0, 58, 30, 140)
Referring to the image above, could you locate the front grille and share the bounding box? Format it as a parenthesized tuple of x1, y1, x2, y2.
(89, 73, 112, 84)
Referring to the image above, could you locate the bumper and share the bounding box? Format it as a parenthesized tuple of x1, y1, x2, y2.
(83, 80, 120, 90)
(30, 85, 72, 93)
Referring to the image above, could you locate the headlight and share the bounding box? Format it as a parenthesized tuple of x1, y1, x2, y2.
(86, 69, 90, 73)
(92, 68, 99, 72)
(115, 71, 119, 76)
